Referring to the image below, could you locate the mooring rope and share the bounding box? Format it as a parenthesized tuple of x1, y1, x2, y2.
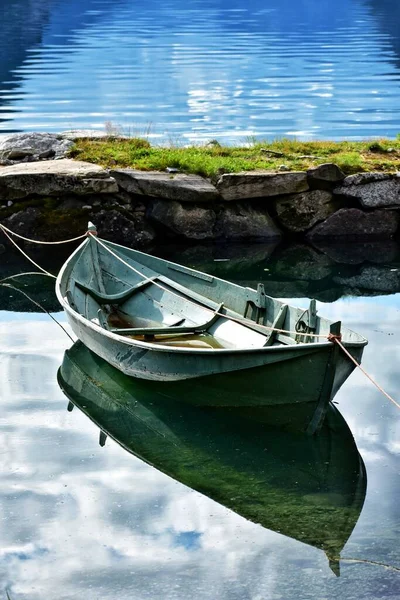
(0, 282, 74, 342)
(0, 222, 86, 245)
(333, 337, 400, 410)
(0, 225, 56, 278)
(0, 272, 55, 284)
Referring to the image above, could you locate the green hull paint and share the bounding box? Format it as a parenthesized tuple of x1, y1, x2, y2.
(58, 341, 367, 576)
(56, 234, 368, 432)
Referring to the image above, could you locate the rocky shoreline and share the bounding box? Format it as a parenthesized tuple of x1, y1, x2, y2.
(0, 132, 400, 249)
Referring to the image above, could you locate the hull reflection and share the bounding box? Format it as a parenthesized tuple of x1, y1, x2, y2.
(58, 341, 367, 575)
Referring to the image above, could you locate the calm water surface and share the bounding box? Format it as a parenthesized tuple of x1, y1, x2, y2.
(0, 244, 399, 598)
(1, 0, 400, 140)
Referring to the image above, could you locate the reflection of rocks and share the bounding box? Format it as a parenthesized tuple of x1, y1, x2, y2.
(216, 171, 309, 200)
(0, 133, 73, 162)
(244, 279, 311, 298)
(273, 244, 333, 281)
(334, 173, 400, 208)
(274, 190, 337, 232)
(156, 242, 280, 280)
(312, 241, 400, 265)
(148, 199, 216, 240)
(0, 275, 58, 312)
(334, 266, 400, 294)
(307, 208, 399, 240)
(215, 204, 282, 240)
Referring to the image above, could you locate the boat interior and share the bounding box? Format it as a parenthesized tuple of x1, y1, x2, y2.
(62, 238, 339, 350)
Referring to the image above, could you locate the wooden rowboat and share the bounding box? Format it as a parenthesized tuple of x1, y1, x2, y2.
(56, 223, 368, 434)
(58, 340, 367, 576)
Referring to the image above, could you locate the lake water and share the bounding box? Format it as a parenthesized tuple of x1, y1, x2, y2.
(1, 0, 400, 141)
(0, 244, 399, 599)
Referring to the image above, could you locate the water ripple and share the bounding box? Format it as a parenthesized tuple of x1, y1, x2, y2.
(0, 0, 400, 140)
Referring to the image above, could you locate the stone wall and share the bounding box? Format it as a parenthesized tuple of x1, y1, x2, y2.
(0, 132, 399, 248)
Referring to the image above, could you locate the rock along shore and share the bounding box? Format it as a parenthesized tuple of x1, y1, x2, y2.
(1, 132, 400, 249)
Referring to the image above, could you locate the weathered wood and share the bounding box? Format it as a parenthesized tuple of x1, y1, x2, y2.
(264, 304, 288, 347)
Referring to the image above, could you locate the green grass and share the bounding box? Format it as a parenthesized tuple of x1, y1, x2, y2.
(68, 136, 400, 180)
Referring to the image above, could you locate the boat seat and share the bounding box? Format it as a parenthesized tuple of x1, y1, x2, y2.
(107, 302, 224, 339)
(74, 276, 157, 305)
(264, 304, 289, 347)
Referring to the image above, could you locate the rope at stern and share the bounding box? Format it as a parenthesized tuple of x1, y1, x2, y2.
(331, 337, 400, 411)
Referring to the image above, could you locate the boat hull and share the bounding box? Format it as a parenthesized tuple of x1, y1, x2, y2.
(56, 235, 367, 432)
(66, 310, 363, 409)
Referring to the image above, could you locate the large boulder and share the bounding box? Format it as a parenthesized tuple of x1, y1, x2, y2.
(334, 172, 400, 208)
(274, 190, 337, 232)
(95, 209, 155, 248)
(1, 207, 43, 242)
(216, 171, 309, 201)
(215, 204, 282, 240)
(307, 163, 345, 190)
(148, 199, 216, 240)
(110, 169, 220, 203)
(0, 205, 92, 244)
(0, 159, 118, 200)
(0, 132, 73, 162)
(307, 208, 400, 240)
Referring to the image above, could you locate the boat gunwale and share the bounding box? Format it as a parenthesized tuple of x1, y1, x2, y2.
(55, 238, 368, 355)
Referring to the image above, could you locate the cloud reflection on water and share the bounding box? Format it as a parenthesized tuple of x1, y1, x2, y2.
(0, 302, 399, 598)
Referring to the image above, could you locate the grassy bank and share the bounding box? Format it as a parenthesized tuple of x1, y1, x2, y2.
(69, 136, 400, 180)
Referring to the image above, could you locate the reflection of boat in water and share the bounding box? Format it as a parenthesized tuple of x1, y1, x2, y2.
(58, 341, 367, 576)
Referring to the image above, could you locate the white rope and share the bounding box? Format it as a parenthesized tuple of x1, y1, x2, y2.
(0, 223, 86, 245)
(0, 272, 55, 284)
(0, 282, 74, 342)
(0, 226, 56, 278)
(334, 337, 400, 411)
(91, 233, 328, 340)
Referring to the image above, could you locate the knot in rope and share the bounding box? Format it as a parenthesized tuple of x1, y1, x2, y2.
(327, 332, 342, 343)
